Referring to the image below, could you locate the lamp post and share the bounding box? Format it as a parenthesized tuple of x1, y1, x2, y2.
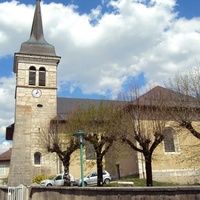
(73, 130, 86, 187)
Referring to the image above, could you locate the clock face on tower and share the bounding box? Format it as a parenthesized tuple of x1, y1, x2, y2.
(32, 89, 42, 98)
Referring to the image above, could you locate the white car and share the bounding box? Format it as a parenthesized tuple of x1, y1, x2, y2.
(40, 174, 75, 187)
(78, 170, 111, 186)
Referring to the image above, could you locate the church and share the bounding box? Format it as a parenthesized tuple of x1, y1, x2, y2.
(5, 0, 123, 186)
(5, 0, 200, 187)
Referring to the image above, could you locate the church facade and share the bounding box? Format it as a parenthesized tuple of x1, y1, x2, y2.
(5, 0, 200, 187)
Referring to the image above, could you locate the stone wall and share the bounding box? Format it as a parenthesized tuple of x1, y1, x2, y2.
(1, 186, 200, 200)
(9, 54, 59, 186)
(0, 186, 8, 200)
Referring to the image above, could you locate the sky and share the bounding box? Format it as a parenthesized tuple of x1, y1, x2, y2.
(0, 0, 200, 153)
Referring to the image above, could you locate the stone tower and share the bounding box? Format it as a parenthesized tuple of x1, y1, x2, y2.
(8, 0, 61, 186)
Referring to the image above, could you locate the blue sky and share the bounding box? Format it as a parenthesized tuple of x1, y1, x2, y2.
(0, 0, 200, 153)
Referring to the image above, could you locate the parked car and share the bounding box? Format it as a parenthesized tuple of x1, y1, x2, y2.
(78, 170, 111, 186)
(40, 174, 75, 187)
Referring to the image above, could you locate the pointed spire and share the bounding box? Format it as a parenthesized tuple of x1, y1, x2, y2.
(19, 0, 57, 57)
(29, 0, 45, 43)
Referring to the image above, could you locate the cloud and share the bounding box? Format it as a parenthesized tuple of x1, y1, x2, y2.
(49, 0, 199, 98)
(0, 141, 12, 154)
(0, 76, 15, 143)
(1, 0, 200, 99)
(0, 1, 34, 56)
(0, 0, 200, 151)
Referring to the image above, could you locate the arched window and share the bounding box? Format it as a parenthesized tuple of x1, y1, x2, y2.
(29, 66, 36, 85)
(163, 127, 176, 153)
(34, 152, 41, 165)
(39, 67, 46, 86)
(85, 141, 96, 160)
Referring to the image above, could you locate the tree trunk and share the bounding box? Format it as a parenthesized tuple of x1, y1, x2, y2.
(97, 153, 103, 187)
(63, 155, 71, 186)
(144, 154, 153, 187)
(63, 155, 70, 174)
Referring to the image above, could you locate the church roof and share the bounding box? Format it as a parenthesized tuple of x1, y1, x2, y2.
(6, 98, 121, 139)
(19, 0, 57, 57)
(0, 148, 11, 161)
(56, 97, 121, 120)
(132, 85, 199, 108)
(6, 86, 199, 140)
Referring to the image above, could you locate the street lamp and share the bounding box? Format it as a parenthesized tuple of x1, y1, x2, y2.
(73, 130, 87, 187)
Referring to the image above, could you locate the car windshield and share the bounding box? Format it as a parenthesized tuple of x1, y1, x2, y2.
(85, 173, 91, 178)
(85, 172, 97, 178)
(49, 176, 56, 180)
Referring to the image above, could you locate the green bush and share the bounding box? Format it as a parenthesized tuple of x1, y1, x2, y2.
(32, 174, 48, 184)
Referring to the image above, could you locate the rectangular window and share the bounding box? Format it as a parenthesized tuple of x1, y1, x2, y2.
(39, 67, 46, 86)
(164, 138, 175, 152)
(164, 133, 175, 152)
(29, 66, 36, 85)
(163, 127, 177, 153)
(34, 152, 41, 165)
(29, 71, 36, 85)
(0, 165, 5, 175)
(39, 72, 45, 86)
(85, 141, 96, 160)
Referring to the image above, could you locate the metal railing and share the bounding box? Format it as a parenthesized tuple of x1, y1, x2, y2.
(8, 184, 27, 200)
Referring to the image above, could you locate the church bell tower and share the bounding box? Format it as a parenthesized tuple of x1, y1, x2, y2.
(8, 0, 61, 186)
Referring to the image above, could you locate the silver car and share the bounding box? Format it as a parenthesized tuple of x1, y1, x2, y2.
(40, 174, 75, 186)
(78, 170, 111, 186)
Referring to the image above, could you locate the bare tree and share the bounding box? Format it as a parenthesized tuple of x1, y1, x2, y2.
(42, 121, 79, 185)
(66, 101, 123, 186)
(166, 65, 200, 139)
(119, 86, 168, 186)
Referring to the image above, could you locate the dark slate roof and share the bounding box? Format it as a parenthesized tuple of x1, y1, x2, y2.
(6, 98, 122, 139)
(6, 86, 199, 140)
(57, 97, 121, 120)
(19, 0, 57, 57)
(0, 148, 11, 161)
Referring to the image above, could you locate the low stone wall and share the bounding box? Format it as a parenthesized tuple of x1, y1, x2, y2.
(1, 186, 200, 200)
(30, 186, 200, 200)
(0, 186, 8, 200)
(153, 169, 200, 185)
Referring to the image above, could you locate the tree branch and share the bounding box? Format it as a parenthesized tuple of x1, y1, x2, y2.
(121, 136, 143, 153)
(180, 121, 200, 139)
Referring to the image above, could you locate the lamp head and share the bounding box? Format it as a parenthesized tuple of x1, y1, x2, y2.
(73, 130, 87, 137)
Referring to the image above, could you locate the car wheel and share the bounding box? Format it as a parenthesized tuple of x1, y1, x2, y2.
(104, 178, 110, 184)
(46, 184, 52, 186)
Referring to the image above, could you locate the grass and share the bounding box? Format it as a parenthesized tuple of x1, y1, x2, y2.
(105, 178, 179, 187)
